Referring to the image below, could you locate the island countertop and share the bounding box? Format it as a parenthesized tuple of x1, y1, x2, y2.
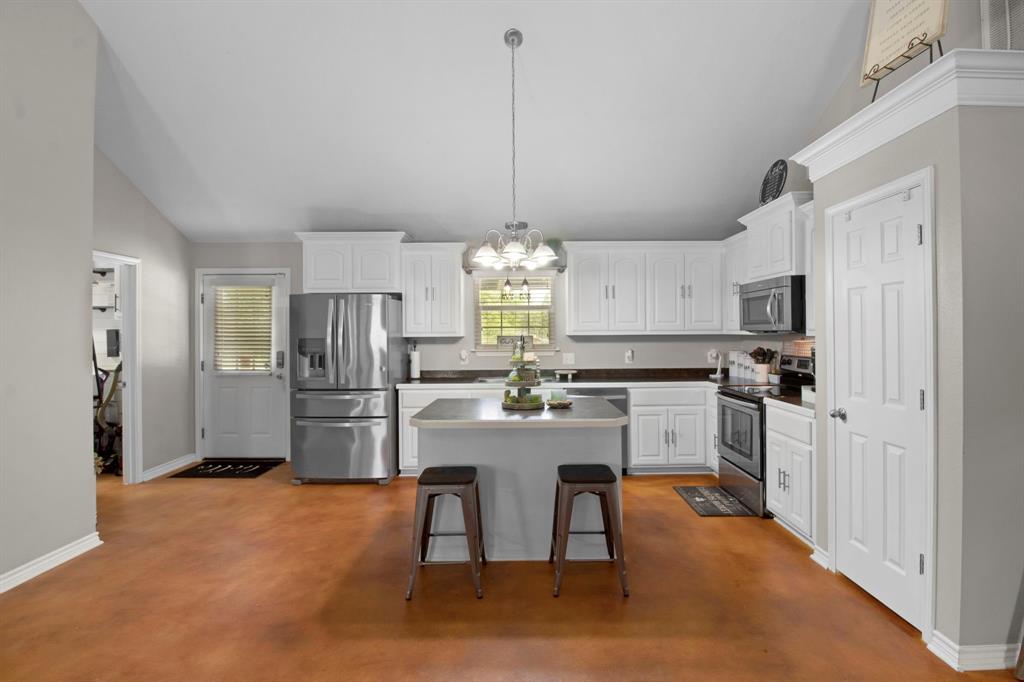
(410, 397, 628, 429)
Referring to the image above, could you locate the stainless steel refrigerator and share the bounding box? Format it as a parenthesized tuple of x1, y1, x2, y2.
(290, 293, 406, 483)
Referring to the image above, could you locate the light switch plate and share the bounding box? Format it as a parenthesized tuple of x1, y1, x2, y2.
(625, 349, 635, 364)
(562, 352, 575, 366)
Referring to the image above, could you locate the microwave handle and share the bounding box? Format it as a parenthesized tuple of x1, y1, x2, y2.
(767, 290, 777, 329)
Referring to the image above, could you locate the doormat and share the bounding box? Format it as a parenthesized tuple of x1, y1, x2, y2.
(171, 458, 283, 479)
(674, 486, 757, 517)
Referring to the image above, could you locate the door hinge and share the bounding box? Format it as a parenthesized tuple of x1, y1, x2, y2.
(919, 553, 925, 575)
(919, 389, 925, 410)
(201, 360, 205, 372)
(916, 224, 923, 245)
(201, 427, 205, 439)
(200, 292, 205, 304)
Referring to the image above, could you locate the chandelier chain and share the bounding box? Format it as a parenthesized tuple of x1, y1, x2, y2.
(511, 41, 516, 226)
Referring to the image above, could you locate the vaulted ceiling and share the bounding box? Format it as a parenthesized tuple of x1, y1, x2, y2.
(83, 1, 869, 243)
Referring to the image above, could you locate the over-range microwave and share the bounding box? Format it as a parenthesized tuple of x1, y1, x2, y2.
(740, 275, 805, 333)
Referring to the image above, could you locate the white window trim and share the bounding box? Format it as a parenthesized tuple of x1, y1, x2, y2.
(471, 269, 559, 354)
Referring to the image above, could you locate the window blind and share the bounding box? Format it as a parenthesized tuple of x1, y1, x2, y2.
(214, 286, 273, 372)
(474, 275, 555, 350)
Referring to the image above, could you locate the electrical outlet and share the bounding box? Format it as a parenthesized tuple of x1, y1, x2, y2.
(459, 349, 470, 365)
(707, 349, 719, 363)
(561, 352, 575, 366)
(625, 349, 635, 364)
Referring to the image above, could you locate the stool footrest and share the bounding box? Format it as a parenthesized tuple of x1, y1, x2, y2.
(428, 531, 467, 537)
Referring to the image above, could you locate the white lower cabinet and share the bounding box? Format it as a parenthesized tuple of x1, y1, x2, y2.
(628, 388, 711, 470)
(765, 402, 814, 539)
(398, 390, 469, 473)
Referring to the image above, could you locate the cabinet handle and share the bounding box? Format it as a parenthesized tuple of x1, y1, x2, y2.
(784, 471, 790, 492)
(604, 285, 609, 299)
(680, 285, 685, 299)
(431, 287, 436, 301)
(670, 429, 676, 445)
(688, 284, 693, 298)
(664, 429, 669, 445)
(424, 287, 429, 301)
(713, 433, 718, 449)
(612, 285, 616, 299)
(778, 467, 783, 489)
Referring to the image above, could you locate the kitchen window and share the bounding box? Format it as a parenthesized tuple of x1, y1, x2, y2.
(474, 274, 555, 351)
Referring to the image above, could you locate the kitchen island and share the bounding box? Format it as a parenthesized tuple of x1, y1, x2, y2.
(410, 397, 628, 561)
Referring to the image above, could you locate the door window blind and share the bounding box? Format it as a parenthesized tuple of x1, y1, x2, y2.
(475, 275, 555, 350)
(214, 286, 273, 372)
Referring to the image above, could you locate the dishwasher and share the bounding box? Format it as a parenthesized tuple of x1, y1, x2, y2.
(563, 387, 630, 472)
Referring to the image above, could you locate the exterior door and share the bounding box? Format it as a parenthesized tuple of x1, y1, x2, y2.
(608, 252, 645, 331)
(645, 252, 686, 332)
(831, 186, 927, 629)
(684, 252, 722, 330)
(568, 251, 608, 332)
(202, 273, 289, 458)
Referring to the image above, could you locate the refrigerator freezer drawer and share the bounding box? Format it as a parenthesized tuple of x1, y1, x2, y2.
(291, 390, 390, 418)
(291, 417, 393, 480)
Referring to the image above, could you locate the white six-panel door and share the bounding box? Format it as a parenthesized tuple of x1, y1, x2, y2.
(830, 185, 928, 629)
(201, 273, 289, 459)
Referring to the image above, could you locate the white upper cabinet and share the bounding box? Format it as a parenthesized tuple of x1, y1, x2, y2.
(298, 232, 405, 293)
(608, 252, 646, 331)
(738, 192, 812, 282)
(800, 200, 815, 336)
(400, 243, 465, 337)
(646, 251, 686, 332)
(566, 246, 644, 334)
(683, 251, 722, 331)
(722, 233, 746, 332)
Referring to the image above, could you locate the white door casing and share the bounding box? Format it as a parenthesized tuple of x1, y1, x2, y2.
(199, 272, 290, 459)
(826, 169, 934, 633)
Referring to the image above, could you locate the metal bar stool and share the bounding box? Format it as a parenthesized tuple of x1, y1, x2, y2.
(548, 464, 629, 597)
(405, 466, 486, 600)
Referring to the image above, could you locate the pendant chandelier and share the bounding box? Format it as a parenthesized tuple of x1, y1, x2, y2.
(472, 28, 557, 272)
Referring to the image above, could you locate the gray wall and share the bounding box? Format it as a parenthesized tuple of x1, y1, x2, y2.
(191, 242, 302, 294)
(810, 108, 966, 641)
(810, 1, 983, 140)
(0, 1, 99, 572)
(955, 106, 1024, 647)
(93, 150, 194, 470)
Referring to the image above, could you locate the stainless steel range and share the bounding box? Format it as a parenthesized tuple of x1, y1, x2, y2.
(716, 355, 813, 516)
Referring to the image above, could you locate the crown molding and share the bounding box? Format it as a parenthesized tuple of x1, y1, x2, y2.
(295, 231, 408, 242)
(793, 49, 1024, 182)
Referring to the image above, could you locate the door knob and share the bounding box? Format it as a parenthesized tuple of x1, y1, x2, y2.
(829, 407, 847, 422)
(275, 373, 284, 381)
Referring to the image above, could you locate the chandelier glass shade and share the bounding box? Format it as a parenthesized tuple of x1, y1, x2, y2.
(472, 28, 558, 272)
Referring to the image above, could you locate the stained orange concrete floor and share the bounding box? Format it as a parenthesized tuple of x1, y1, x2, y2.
(0, 468, 1014, 681)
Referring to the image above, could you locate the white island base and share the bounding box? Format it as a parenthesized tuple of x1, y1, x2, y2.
(411, 398, 628, 561)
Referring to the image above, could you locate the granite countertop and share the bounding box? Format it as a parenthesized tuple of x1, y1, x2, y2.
(409, 397, 628, 429)
(765, 393, 817, 415)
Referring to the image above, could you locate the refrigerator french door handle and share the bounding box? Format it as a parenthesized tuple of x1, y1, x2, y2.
(325, 298, 335, 383)
(293, 419, 377, 428)
(337, 297, 348, 386)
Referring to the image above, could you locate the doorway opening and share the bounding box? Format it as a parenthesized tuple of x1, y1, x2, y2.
(92, 251, 142, 484)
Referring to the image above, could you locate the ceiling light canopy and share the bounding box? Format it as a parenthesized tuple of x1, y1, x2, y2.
(472, 28, 557, 272)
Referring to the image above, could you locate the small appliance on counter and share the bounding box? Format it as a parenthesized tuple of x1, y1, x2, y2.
(716, 354, 814, 516)
(290, 293, 407, 484)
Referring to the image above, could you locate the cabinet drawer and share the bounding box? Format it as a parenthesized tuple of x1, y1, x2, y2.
(766, 405, 813, 445)
(629, 388, 706, 407)
(400, 390, 469, 408)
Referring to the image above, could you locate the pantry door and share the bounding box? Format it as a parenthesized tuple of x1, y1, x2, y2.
(200, 273, 289, 459)
(827, 171, 932, 631)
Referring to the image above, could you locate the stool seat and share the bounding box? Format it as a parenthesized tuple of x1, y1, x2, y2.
(418, 466, 477, 486)
(557, 464, 617, 484)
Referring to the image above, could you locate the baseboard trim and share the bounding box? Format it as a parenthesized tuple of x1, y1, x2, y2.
(0, 532, 102, 593)
(142, 453, 199, 482)
(810, 545, 831, 571)
(927, 629, 1021, 671)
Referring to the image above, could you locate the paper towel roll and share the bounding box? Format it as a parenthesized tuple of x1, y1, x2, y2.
(409, 349, 421, 379)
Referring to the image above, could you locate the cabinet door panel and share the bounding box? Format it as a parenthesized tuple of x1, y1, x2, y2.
(430, 253, 463, 335)
(305, 243, 352, 291)
(765, 432, 788, 516)
(787, 440, 812, 536)
(399, 407, 420, 471)
(805, 218, 815, 336)
(630, 408, 668, 465)
(668, 406, 705, 465)
(352, 243, 400, 291)
(685, 252, 722, 330)
(608, 252, 645, 331)
(723, 239, 745, 331)
(646, 252, 686, 332)
(568, 252, 609, 332)
(401, 253, 432, 335)
(747, 227, 767, 281)
(765, 211, 794, 276)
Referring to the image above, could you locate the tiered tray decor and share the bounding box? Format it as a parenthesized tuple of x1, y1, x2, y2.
(502, 337, 544, 411)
